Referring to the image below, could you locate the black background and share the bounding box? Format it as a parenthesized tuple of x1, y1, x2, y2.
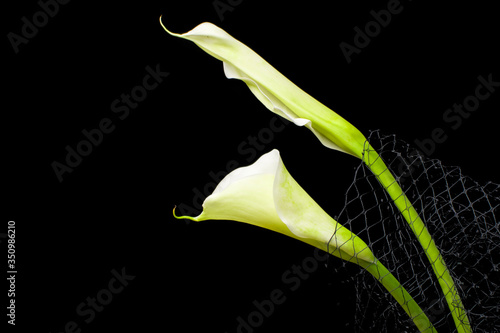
(4, 0, 499, 332)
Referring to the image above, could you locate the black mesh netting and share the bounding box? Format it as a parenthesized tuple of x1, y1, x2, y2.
(332, 131, 500, 333)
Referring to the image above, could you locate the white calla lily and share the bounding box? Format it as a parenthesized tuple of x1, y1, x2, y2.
(172, 152, 437, 332)
(174, 149, 375, 264)
(160, 19, 367, 158)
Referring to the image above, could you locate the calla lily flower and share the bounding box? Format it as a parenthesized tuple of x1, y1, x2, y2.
(173, 149, 437, 332)
(174, 149, 375, 264)
(160, 19, 367, 159)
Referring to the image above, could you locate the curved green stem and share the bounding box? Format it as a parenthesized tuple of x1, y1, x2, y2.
(359, 259, 438, 333)
(364, 145, 471, 333)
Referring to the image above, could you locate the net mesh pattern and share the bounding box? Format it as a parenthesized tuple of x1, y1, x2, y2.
(332, 131, 500, 332)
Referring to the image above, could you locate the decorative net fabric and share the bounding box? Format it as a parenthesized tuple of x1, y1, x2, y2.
(331, 131, 499, 332)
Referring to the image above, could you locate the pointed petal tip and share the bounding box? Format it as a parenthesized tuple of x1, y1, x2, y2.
(172, 205, 182, 219)
(172, 205, 199, 222)
(159, 15, 175, 36)
(159, 18, 220, 39)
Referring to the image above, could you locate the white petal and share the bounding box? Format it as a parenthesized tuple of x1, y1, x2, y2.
(212, 149, 279, 196)
(223, 62, 344, 152)
(195, 150, 297, 239)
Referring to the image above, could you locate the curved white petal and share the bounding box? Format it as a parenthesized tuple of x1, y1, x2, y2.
(223, 62, 343, 151)
(176, 149, 375, 263)
(161, 19, 367, 159)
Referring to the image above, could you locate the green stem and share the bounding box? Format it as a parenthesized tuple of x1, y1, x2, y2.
(364, 145, 471, 333)
(359, 259, 438, 333)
